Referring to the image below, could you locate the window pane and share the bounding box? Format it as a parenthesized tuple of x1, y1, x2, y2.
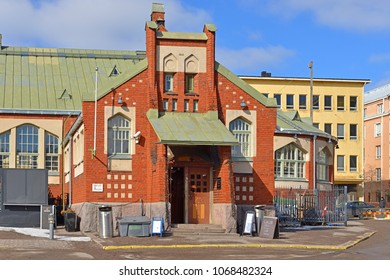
(299, 94, 306, 109)
(337, 124, 345, 140)
(274, 94, 281, 108)
(286, 94, 294, 109)
(350, 96, 357, 111)
(230, 118, 251, 157)
(350, 124, 357, 140)
(337, 96, 345, 111)
(324, 123, 332, 135)
(324, 95, 332, 110)
(16, 125, 39, 169)
(350, 155, 357, 172)
(108, 115, 131, 156)
(337, 155, 344, 171)
(313, 95, 319, 110)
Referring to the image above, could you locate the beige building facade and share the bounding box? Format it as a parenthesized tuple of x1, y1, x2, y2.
(241, 74, 370, 200)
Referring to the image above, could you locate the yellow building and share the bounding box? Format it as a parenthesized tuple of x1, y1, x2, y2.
(241, 73, 370, 200)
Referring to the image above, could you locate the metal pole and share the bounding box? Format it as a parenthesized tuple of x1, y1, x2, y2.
(93, 67, 98, 156)
(308, 61, 313, 121)
(49, 213, 55, 240)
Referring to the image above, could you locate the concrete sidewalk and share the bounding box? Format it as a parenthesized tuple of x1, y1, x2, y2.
(87, 220, 376, 251)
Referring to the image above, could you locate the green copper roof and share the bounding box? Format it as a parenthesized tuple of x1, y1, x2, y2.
(147, 109, 239, 146)
(0, 46, 146, 112)
(276, 110, 331, 138)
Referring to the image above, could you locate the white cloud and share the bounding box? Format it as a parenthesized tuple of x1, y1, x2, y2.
(217, 46, 295, 74)
(0, 0, 211, 50)
(263, 0, 390, 32)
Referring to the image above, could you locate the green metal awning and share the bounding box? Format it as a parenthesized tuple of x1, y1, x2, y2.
(147, 109, 239, 146)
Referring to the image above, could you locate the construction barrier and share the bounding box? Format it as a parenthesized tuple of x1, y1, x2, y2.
(359, 209, 390, 220)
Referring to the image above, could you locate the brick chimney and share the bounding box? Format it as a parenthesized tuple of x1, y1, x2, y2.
(151, 3, 166, 31)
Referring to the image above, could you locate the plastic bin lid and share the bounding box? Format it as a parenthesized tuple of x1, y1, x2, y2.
(117, 216, 151, 224)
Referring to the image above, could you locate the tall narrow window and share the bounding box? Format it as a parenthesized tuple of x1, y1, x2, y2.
(193, 99, 199, 112)
(16, 125, 39, 168)
(299, 94, 307, 109)
(376, 145, 381, 159)
(337, 124, 345, 140)
(350, 96, 357, 111)
(108, 115, 131, 156)
(350, 124, 357, 140)
(274, 94, 281, 109)
(165, 73, 174, 92)
(163, 99, 169, 111)
(376, 168, 381, 181)
(185, 74, 195, 93)
(229, 118, 251, 158)
(172, 99, 177, 111)
(375, 123, 381, 137)
(275, 144, 306, 178)
(377, 103, 383, 114)
(337, 96, 345, 111)
(350, 155, 357, 172)
(324, 95, 332, 110)
(337, 155, 345, 172)
(286, 94, 294, 109)
(317, 149, 329, 181)
(313, 95, 319, 110)
(0, 131, 10, 168)
(45, 132, 59, 172)
(184, 99, 189, 112)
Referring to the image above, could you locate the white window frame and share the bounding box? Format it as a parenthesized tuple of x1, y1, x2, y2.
(0, 131, 10, 168)
(16, 124, 39, 169)
(337, 96, 345, 111)
(350, 124, 358, 140)
(275, 144, 306, 179)
(349, 155, 358, 172)
(375, 123, 382, 137)
(350, 96, 357, 111)
(165, 73, 174, 92)
(45, 132, 59, 173)
(317, 149, 329, 181)
(324, 95, 332, 110)
(377, 103, 383, 114)
(108, 114, 131, 157)
(286, 94, 294, 109)
(230, 118, 251, 158)
(337, 124, 345, 140)
(376, 145, 381, 159)
(337, 155, 345, 172)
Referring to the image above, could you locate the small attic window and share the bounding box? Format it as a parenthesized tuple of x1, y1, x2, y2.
(109, 66, 120, 77)
(58, 89, 72, 100)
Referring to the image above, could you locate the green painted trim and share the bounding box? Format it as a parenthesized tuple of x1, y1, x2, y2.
(157, 32, 208, 41)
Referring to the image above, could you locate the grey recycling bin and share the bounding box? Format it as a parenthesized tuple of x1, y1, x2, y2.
(254, 205, 265, 236)
(99, 206, 113, 238)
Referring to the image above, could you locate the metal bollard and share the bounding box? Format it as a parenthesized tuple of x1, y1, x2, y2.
(48, 213, 55, 240)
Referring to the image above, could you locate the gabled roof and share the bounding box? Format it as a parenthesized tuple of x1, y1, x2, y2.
(0, 46, 146, 112)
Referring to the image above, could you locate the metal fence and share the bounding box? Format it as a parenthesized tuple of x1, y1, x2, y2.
(274, 186, 348, 226)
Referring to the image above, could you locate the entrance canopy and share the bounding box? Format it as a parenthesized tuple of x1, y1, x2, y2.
(147, 109, 239, 146)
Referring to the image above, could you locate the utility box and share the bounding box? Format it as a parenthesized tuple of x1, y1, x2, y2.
(41, 205, 56, 229)
(117, 216, 150, 237)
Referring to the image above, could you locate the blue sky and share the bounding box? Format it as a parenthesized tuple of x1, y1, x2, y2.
(2, 0, 390, 91)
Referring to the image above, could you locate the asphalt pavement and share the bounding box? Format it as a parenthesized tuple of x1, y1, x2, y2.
(0, 219, 375, 253)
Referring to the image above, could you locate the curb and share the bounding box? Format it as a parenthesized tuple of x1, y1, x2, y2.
(102, 231, 377, 251)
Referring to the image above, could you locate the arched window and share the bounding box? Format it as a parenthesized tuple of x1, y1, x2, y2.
(45, 132, 59, 172)
(229, 118, 251, 158)
(108, 114, 131, 156)
(16, 124, 39, 168)
(275, 144, 306, 178)
(0, 131, 10, 168)
(317, 148, 330, 181)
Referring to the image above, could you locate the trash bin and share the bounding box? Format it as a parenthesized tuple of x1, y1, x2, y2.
(254, 205, 265, 236)
(64, 212, 77, 232)
(98, 206, 113, 238)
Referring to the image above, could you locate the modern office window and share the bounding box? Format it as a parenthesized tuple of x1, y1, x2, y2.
(163, 99, 169, 111)
(377, 103, 383, 114)
(184, 99, 189, 112)
(229, 118, 251, 158)
(376, 168, 381, 181)
(165, 73, 174, 92)
(45, 132, 59, 172)
(172, 99, 177, 111)
(274, 94, 281, 109)
(16, 125, 39, 169)
(324, 95, 332, 110)
(108, 114, 131, 156)
(349, 155, 357, 172)
(317, 149, 330, 181)
(0, 131, 10, 168)
(337, 124, 345, 140)
(375, 123, 381, 137)
(376, 145, 381, 159)
(350, 96, 357, 111)
(313, 95, 319, 110)
(324, 123, 332, 135)
(286, 94, 294, 109)
(337, 155, 345, 172)
(350, 124, 358, 140)
(337, 96, 345, 111)
(185, 74, 195, 93)
(299, 94, 307, 109)
(193, 99, 199, 112)
(275, 144, 306, 178)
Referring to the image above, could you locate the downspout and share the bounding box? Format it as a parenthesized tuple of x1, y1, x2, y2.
(61, 114, 72, 211)
(381, 96, 385, 199)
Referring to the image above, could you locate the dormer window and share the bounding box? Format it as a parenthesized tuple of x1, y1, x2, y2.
(165, 73, 174, 92)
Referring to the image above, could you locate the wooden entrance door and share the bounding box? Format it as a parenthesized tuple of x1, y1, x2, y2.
(188, 167, 210, 224)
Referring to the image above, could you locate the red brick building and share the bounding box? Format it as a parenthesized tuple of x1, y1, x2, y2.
(0, 3, 280, 232)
